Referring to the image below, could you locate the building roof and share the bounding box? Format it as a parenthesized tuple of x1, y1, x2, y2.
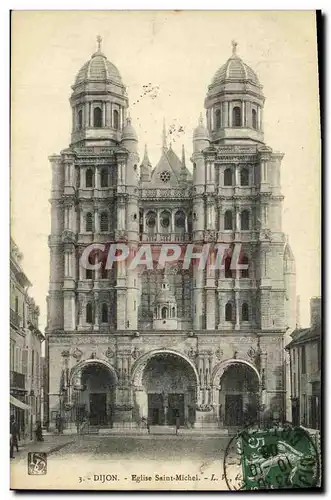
(286, 324, 321, 349)
(208, 41, 263, 95)
(149, 145, 192, 186)
(74, 38, 123, 87)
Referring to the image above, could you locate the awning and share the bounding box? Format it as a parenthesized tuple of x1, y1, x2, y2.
(10, 395, 30, 410)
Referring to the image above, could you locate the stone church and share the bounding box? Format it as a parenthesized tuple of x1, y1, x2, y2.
(46, 39, 296, 430)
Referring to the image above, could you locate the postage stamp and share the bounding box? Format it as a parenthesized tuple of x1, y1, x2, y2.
(223, 422, 321, 490)
(27, 452, 47, 476)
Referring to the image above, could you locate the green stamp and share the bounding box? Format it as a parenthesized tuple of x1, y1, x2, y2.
(224, 422, 321, 490)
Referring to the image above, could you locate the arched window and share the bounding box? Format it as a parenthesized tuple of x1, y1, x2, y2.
(86, 303, 93, 324)
(242, 303, 249, 321)
(161, 307, 168, 319)
(93, 107, 102, 128)
(113, 110, 119, 130)
(100, 212, 109, 232)
(100, 168, 108, 188)
(252, 109, 257, 129)
(101, 303, 108, 323)
(172, 306, 176, 318)
(232, 106, 241, 127)
(146, 211, 156, 229)
(241, 255, 249, 278)
(240, 210, 250, 231)
(175, 210, 185, 229)
(215, 108, 221, 129)
(225, 302, 233, 321)
(85, 168, 94, 188)
(101, 266, 108, 279)
(224, 255, 233, 278)
(77, 109, 83, 130)
(240, 168, 249, 186)
(224, 210, 233, 230)
(85, 212, 93, 232)
(224, 168, 233, 186)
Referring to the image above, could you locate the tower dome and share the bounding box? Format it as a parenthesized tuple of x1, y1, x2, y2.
(70, 36, 128, 147)
(75, 52, 123, 86)
(193, 114, 210, 152)
(205, 41, 265, 145)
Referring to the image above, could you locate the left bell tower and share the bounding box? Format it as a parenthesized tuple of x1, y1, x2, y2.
(70, 36, 128, 147)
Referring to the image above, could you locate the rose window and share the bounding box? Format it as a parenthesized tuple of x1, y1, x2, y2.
(160, 171, 171, 183)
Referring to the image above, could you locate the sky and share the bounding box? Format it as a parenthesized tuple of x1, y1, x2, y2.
(11, 10, 321, 331)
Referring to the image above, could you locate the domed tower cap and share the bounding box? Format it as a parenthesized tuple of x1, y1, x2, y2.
(208, 40, 263, 94)
(121, 115, 138, 141)
(73, 36, 124, 88)
(193, 113, 210, 140)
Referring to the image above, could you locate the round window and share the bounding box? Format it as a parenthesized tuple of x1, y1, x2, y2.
(161, 216, 170, 228)
(147, 215, 156, 228)
(160, 171, 171, 183)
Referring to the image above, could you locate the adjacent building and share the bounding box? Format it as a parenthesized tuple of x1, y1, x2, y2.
(286, 297, 321, 430)
(10, 239, 44, 438)
(46, 39, 296, 430)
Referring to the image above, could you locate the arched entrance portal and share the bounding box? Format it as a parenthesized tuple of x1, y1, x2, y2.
(133, 351, 198, 426)
(72, 361, 116, 427)
(219, 362, 260, 427)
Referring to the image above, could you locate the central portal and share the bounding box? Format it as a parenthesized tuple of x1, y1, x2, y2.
(140, 353, 197, 426)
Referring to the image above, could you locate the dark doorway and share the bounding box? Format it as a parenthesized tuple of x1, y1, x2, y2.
(225, 394, 243, 426)
(148, 393, 164, 425)
(168, 394, 185, 425)
(89, 393, 107, 426)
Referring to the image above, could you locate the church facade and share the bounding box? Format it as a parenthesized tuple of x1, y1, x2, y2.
(46, 39, 296, 430)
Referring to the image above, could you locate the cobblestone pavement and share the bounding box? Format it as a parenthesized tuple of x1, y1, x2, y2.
(10, 434, 232, 491)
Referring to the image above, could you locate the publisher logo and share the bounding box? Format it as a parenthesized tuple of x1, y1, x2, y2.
(28, 452, 47, 475)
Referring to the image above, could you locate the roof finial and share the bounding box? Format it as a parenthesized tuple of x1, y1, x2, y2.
(232, 39, 238, 56)
(181, 144, 186, 166)
(97, 35, 102, 52)
(198, 113, 203, 126)
(162, 118, 167, 150)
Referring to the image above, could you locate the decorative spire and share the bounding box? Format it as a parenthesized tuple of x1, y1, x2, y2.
(181, 144, 186, 167)
(142, 144, 151, 166)
(162, 118, 167, 150)
(198, 113, 203, 127)
(97, 35, 102, 52)
(231, 39, 238, 57)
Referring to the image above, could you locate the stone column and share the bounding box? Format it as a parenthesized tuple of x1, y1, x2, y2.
(235, 290, 240, 330)
(94, 207, 100, 233)
(235, 164, 239, 186)
(93, 293, 99, 331)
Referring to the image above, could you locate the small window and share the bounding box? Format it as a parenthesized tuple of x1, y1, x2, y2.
(224, 168, 233, 186)
(224, 255, 233, 278)
(225, 302, 233, 321)
(86, 303, 93, 324)
(78, 109, 83, 130)
(146, 212, 156, 228)
(100, 168, 108, 188)
(100, 212, 109, 232)
(161, 307, 168, 319)
(85, 212, 93, 232)
(224, 210, 233, 230)
(302, 345, 306, 374)
(86, 269, 93, 280)
(15, 296, 19, 314)
(252, 109, 257, 129)
(241, 210, 250, 230)
(240, 168, 249, 186)
(241, 255, 249, 278)
(172, 306, 176, 318)
(85, 168, 94, 188)
(242, 303, 249, 321)
(101, 303, 108, 323)
(232, 106, 241, 127)
(215, 108, 221, 129)
(113, 110, 119, 130)
(94, 107, 102, 128)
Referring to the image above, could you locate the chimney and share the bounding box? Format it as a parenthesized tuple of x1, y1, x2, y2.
(310, 297, 321, 327)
